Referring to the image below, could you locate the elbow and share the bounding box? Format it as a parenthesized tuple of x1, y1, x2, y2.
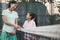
(3, 20, 7, 24)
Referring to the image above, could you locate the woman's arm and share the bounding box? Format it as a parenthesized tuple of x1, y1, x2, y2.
(2, 15, 15, 26)
(15, 18, 18, 25)
(15, 18, 20, 29)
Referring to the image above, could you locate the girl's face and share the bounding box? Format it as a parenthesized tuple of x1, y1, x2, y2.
(26, 13, 32, 20)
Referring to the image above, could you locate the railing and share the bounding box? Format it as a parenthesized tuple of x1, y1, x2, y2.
(17, 24, 60, 40)
(0, 24, 60, 40)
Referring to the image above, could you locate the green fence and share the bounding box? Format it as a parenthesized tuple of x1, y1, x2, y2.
(16, 2, 51, 26)
(0, 3, 3, 29)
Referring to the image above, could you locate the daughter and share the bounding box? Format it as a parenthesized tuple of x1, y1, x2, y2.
(23, 12, 36, 40)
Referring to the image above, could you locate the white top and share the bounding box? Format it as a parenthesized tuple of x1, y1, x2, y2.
(23, 20, 36, 29)
(2, 9, 18, 32)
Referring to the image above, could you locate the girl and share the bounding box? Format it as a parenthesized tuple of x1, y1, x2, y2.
(1, 1, 20, 40)
(23, 12, 36, 40)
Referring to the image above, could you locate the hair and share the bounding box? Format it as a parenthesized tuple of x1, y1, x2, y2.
(8, 1, 17, 8)
(27, 12, 37, 26)
(27, 12, 35, 20)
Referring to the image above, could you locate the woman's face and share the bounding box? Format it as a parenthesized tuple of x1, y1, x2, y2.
(26, 13, 32, 20)
(10, 4, 17, 10)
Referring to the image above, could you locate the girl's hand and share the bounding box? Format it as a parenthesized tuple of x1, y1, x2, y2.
(17, 26, 21, 30)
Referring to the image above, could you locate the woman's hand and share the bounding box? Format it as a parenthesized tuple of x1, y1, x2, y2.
(14, 24, 19, 29)
(9, 30, 16, 34)
(17, 26, 21, 30)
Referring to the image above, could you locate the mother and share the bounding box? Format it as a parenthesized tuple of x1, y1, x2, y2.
(1, 1, 20, 40)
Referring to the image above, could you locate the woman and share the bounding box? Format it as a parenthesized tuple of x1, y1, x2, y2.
(1, 1, 20, 40)
(23, 12, 36, 40)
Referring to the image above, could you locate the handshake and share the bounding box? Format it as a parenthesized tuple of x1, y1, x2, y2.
(14, 24, 20, 29)
(9, 24, 21, 34)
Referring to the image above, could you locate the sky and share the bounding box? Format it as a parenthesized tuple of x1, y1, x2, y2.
(56, 0, 60, 1)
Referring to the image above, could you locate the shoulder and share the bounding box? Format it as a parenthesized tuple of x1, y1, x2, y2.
(2, 9, 7, 12)
(24, 20, 28, 24)
(23, 20, 27, 26)
(31, 20, 35, 23)
(13, 11, 18, 13)
(2, 9, 8, 15)
(24, 20, 28, 23)
(13, 11, 18, 15)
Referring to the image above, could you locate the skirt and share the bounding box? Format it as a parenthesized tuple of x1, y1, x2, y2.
(0, 31, 17, 40)
(24, 33, 35, 40)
